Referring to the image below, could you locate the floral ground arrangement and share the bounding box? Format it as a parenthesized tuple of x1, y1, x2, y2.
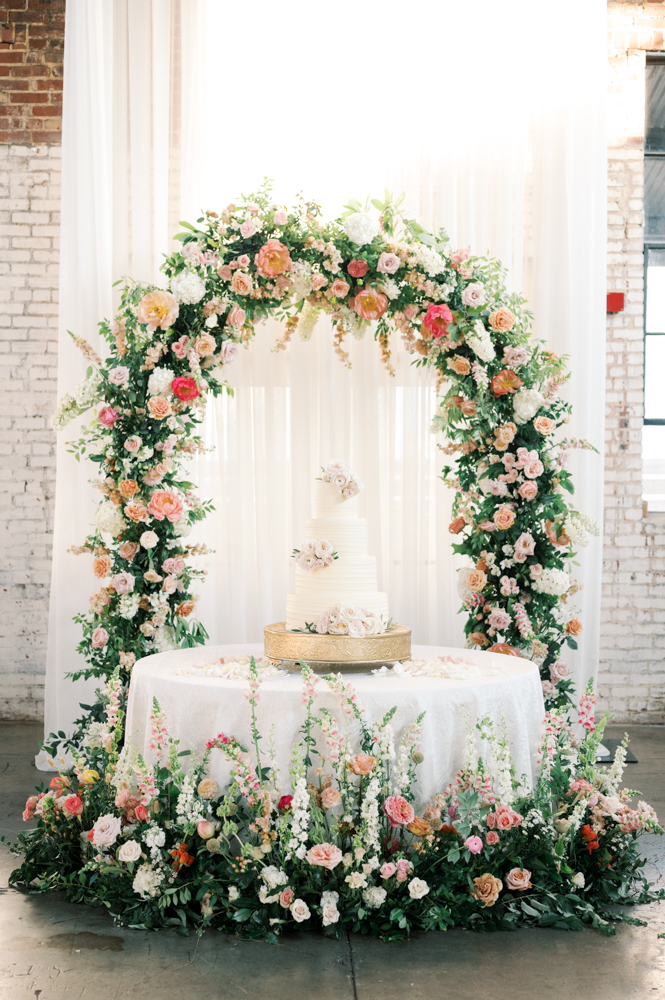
(11, 663, 663, 941)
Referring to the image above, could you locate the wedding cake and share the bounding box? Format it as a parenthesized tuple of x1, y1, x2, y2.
(285, 461, 389, 632)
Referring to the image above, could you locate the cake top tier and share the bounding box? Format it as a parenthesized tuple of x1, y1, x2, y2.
(314, 479, 360, 519)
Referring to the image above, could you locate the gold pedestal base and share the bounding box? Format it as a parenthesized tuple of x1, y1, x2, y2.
(263, 622, 412, 674)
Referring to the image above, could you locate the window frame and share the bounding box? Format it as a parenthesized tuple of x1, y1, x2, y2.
(643, 54, 665, 426)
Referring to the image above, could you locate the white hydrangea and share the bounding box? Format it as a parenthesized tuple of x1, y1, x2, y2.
(466, 319, 496, 362)
(147, 367, 175, 396)
(83, 721, 107, 750)
(118, 593, 141, 620)
(132, 862, 165, 899)
(416, 244, 447, 277)
(96, 501, 128, 537)
(564, 511, 599, 548)
(531, 568, 571, 597)
(512, 387, 545, 424)
(342, 212, 379, 246)
(362, 885, 387, 909)
(170, 269, 206, 304)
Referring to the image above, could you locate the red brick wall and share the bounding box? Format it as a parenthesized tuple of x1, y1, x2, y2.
(0, 0, 64, 145)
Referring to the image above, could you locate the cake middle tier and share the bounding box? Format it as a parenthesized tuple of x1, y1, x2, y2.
(286, 590, 390, 631)
(303, 517, 368, 555)
(295, 554, 380, 594)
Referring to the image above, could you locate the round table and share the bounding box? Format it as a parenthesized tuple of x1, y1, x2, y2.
(125, 643, 545, 807)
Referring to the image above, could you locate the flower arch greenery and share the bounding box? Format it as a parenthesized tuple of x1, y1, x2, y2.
(53, 180, 598, 740)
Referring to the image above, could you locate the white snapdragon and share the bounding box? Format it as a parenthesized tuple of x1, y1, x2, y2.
(175, 772, 205, 826)
(287, 777, 310, 860)
(359, 777, 381, 853)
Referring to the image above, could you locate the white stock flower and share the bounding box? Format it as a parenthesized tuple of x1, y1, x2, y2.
(170, 269, 206, 304)
(512, 387, 545, 425)
(416, 245, 447, 277)
(466, 319, 496, 362)
(343, 212, 380, 246)
(96, 501, 128, 537)
(564, 511, 599, 548)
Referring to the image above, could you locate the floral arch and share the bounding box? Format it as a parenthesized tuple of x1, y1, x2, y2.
(55, 182, 597, 727)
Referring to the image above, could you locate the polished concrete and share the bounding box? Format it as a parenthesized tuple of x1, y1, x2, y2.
(1, 721, 664, 1000)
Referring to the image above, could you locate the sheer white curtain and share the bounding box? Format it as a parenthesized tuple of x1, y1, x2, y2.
(43, 0, 606, 746)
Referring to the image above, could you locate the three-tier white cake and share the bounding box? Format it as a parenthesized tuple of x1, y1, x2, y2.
(285, 473, 389, 631)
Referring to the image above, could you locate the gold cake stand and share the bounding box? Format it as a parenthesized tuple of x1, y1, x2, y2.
(263, 622, 412, 674)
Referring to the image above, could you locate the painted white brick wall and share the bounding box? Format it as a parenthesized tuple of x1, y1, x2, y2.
(0, 144, 60, 720)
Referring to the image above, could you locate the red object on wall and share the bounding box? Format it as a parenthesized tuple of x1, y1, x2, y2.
(607, 292, 625, 313)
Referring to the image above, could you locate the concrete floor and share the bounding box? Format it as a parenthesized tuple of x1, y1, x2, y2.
(1, 721, 664, 1000)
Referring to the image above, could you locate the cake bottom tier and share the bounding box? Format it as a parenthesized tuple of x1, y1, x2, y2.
(285, 591, 390, 631)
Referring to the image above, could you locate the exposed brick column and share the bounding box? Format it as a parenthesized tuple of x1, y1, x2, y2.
(0, 0, 63, 720)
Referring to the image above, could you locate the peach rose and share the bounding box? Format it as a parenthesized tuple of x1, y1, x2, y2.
(533, 416, 555, 435)
(469, 632, 490, 647)
(466, 569, 487, 592)
(494, 422, 517, 450)
(197, 820, 215, 840)
(311, 273, 327, 291)
(330, 278, 350, 298)
(226, 304, 246, 327)
(449, 516, 466, 534)
(407, 816, 432, 837)
(353, 288, 388, 321)
(460, 399, 477, 416)
(148, 396, 172, 420)
(194, 334, 216, 357)
(118, 479, 139, 499)
(124, 500, 149, 523)
(255, 239, 291, 277)
(305, 842, 343, 870)
(175, 600, 195, 617)
(488, 307, 516, 333)
(349, 754, 377, 776)
(197, 779, 219, 800)
(147, 490, 184, 523)
(518, 481, 538, 501)
(504, 867, 532, 891)
(91, 627, 109, 648)
(321, 787, 342, 810)
(471, 873, 502, 907)
(118, 541, 139, 561)
(137, 290, 179, 331)
(93, 555, 112, 579)
(447, 355, 471, 376)
(493, 506, 515, 530)
(491, 369, 523, 397)
(231, 271, 253, 296)
(566, 618, 583, 636)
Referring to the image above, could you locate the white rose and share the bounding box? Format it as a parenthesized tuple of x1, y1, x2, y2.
(342, 212, 379, 246)
(321, 890, 339, 907)
(347, 620, 367, 638)
(90, 813, 122, 847)
(324, 459, 351, 477)
(314, 539, 333, 559)
(140, 531, 159, 549)
(118, 839, 142, 862)
(290, 898, 311, 922)
(228, 886, 240, 901)
(345, 871, 368, 889)
(338, 603, 358, 623)
(408, 877, 430, 899)
(261, 865, 288, 889)
(205, 314, 218, 328)
(322, 904, 340, 926)
(571, 872, 585, 888)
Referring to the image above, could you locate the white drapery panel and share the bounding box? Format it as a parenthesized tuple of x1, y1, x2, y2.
(44, 0, 606, 745)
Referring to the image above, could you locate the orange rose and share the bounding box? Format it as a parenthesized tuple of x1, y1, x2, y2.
(566, 618, 583, 636)
(92, 555, 112, 579)
(148, 396, 172, 420)
(466, 569, 487, 592)
(487, 643, 520, 656)
(460, 399, 477, 416)
(471, 873, 502, 907)
(491, 369, 523, 397)
(487, 307, 516, 333)
(493, 506, 516, 531)
(124, 500, 149, 523)
(469, 631, 490, 647)
(449, 516, 466, 534)
(349, 754, 377, 776)
(118, 479, 139, 499)
(194, 334, 216, 357)
(255, 239, 292, 277)
(407, 816, 433, 837)
(353, 288, 388, 322)
(447, 355, 471, 376)
(493, 422, 516, 450)
(137, 290, 179, 331)
(175, 600, 195, 617)
(231, 271, 253, 296)
(533, 416, 555, 435)
(476, 558, 489, 572)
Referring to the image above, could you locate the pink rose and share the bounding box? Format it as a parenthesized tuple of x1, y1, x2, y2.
(279, 888, 295, 908)
(63, 795, 84, 816)
(162, 557, 185, 575)
(90, 813, 122, 847)
(383, 795, 416, 828)
(530, 563, 543, 578)
(240, 219, 259, 239)
(274, 210, 288, 225)
(380, 862, 397, 879)
(376, 251, 400, 274)
(148, 490, 184, 523)
(404, 303, 418, 320)
(171, 335, 190, 359)
(91, 627, 109, 648)
(124, 435, 142, 453)
(523, 458, 544, 479)
(217, 265, 232, 281)
(321, 787, 342, 810)
(505, 867, 532, 891)
(237, 254, 250, 267)
(311, 273, 327, 291)
(98, 406, 119, 428)
(349, 754, 377, 776)
(395, 859, 412, 883)
(135, 804, 149, 823)
(330, 278, 350, 298)
(108, 367, 130, 387)
(305, 842, 343, 870)
(347, 259, 368, 278)
(231, 271, 253, 296)
(486, 812, 497, 829)
(226, 304, 246, 327)
(503, 345, 529, 366)
(480, 520, 497, 531)
(486, 831, 500, 846)
(495, 811, 513, 831)
(518, 481, 538, 501)
(550, 660, 568, 682)
(115, 789, 130, 808)
(542, 680, 556, 697)
(513, 532, 536, 561)
(111, 571, 135, 595)
(464, 836, 484, 854)
(487, 608, 512, 630)
(197, 820, 215, 839)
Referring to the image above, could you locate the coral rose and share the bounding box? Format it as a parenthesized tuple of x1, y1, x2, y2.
(491, 369, 523, 396)
(255, 239, 291, 277)
(566, 618, 583, 636)
(422, 303, 453, 338)
(226, 304, 246, 327)
(347, 259, 368, 278)
(447, 355, 471, 376)
(486, 831, 500, 845)
(469, 632, 490, 647)
(449, 516, 466, 534)
(63, 795, 83, 816)
(505, 867, 532, 891)
(518, 481, 538, 501)
(197, 778, 219, 800)
(353, 288, 388, 321)
(321, 787, 342, 810)
(488, 307, 516, 333)
(147, 490, 183, 523)
(91, 627, 109, 648)
(533, 415, 555, 435)
(93, 555, 112, 579)
(487, 643, 520, 656)
(471, 873, 502, 907)
(148, 396, 172, 420)
(98, 406, 119, 428)
(231, 271, 253, 295)
(118, 479, 139, 499)
(407, 816, 432, 837)
(171, 376, 199, 400)
(137, 290, 179, 331)
(493, 506, 515, 530)
(466, 569, 487, 592)
(383, 795, 416, 827)
(124, 500, 149, 523)
(175, 600, 195, 616)
(330, 278, 350, 298)
(349, 754, 377, 776)
(194, 334, 216, 357)
(118, 541, 138, 561)
(306, 843, 343, 870)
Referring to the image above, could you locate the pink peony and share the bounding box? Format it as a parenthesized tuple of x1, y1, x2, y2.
(376, 251, 400, 274)
(111, 571, 135, 595)
(486, 831, 500, 846)
(171, 376, 199, 401)
(148, 490, 184, 523)
(380, 862, 397, 879)
(464, 835, 484, 854)
(255, 239, 291, 277)
(383, 795, 416, 828)
(98, 406, 119, 428)
(63, 795, 83, 816)
(305, 842, 343, 870)
(91, 627, 109, 648)
(353, 288, 388, 322)
(422, 303, 453, 338)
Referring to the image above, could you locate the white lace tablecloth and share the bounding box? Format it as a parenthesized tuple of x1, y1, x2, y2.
(125, 644, 545, 806)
